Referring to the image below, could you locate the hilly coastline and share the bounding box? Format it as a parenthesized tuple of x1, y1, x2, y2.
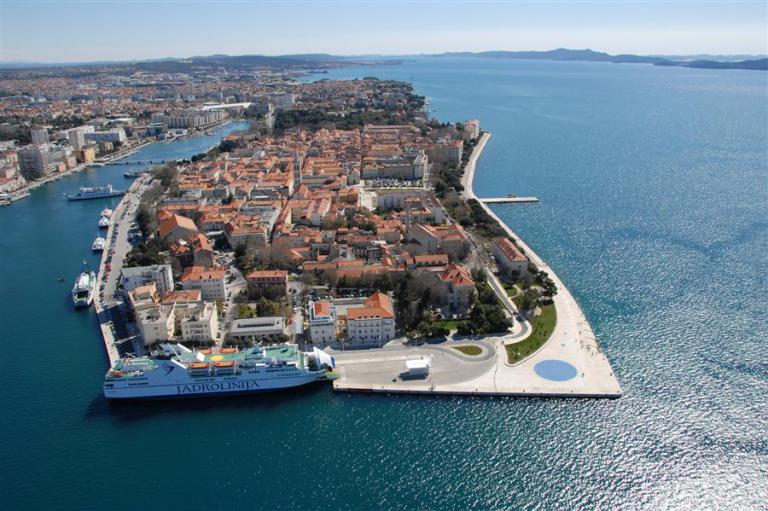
(435, 48, 768, 71)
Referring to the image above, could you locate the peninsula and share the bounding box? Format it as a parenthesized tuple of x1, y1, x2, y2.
(0, 55, 620, 399)
(82, 76, 620, 399)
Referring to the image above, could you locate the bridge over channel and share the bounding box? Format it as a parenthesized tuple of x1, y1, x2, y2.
(104, 159, 180, 166)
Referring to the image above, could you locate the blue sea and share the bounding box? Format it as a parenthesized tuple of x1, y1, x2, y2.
(1, 59, 767, 510)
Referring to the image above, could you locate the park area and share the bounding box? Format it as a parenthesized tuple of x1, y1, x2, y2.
(505, 304, 557, 364)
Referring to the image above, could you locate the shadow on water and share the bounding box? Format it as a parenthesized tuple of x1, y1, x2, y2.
(609, 221, 768, 260)
(700, 353, 768, 380)
(83, 383, 331, 423)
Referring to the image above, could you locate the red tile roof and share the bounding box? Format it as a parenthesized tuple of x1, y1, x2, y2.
(495, 238, 528, 263)
(246, 270, 288, 280)
(439, 264, 474, 287)
(158, 214, 198, 238)
(180, 266, 226, 282)
(347, 292, 394, 320)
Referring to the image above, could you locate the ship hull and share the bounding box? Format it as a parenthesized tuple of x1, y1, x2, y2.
(73, 297, 93, 308)
(67, 192, 125, 201)
(104, 372, 327, 400)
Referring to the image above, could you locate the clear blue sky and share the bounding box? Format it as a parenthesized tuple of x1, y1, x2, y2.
(1, 0, 766, 63)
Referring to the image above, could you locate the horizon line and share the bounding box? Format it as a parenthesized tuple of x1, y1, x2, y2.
(2, 48, 767, 68)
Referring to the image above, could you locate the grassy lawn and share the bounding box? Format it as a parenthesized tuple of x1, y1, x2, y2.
(434, 319, 460, 331)
(505, 304, 557, 364)
(502, 282, 519, 297)
(453, 345, 482, 356)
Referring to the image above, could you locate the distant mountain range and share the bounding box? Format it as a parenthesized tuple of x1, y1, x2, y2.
(1, 49, 765, 72)
(0, 53, 361, 72)
(433, 48, 768, 71)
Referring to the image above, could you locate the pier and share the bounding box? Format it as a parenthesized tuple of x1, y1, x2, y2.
(480, 196, 539, 204)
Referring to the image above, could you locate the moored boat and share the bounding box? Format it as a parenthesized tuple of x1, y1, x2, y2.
(103, 344, 336, 400)
(91, 237, 106, 252)
(66, 185, 125, 201)
(72, 270, 96, 308)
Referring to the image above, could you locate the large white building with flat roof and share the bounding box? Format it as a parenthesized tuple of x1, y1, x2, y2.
(121, 264, 174, 296)
(229, 317, 285, 344)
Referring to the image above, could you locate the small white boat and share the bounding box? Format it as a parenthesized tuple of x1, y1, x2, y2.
(98, 216, 111, 228)
(92, 237, 106, 252)
(72, 270, 96, 308)
(100, 208, 113, 218)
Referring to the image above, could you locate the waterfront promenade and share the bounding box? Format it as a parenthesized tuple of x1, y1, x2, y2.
(1, 140, 153, 206)
(93, 174, 150, 365)
(334, 132, 622, 398)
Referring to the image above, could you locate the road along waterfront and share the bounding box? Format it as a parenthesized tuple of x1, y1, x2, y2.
(86, 122, 251, 366)
(93, 174, 152, 365)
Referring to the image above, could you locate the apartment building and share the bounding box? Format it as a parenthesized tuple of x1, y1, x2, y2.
(179, 266, 227, 301)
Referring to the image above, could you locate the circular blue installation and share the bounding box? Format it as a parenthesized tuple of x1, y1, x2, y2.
(534, 360, 578, 381)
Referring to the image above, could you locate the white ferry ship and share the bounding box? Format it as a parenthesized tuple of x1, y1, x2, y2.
(91, 237, 106, 252)
(100, 208, 113, 218)
(103, 344, 336, 400)
(66, 185, 125, 201)
(98, 216, 110, 228)
(72, 270, 96, 308)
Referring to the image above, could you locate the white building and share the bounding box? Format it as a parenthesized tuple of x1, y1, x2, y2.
(411, 149, 428, 179)
(120, 264, 174, 296)
(154, 109, 227, 129)
(229, 317, 285, 344)
(493, 238, 530, 280)
(177, 302, 220, 342)
(463, 119, 480, 140)
(85, 128, 126, 144)
(345, 292, 396, 346)
(427, 139, 463, 164)
(30, 127, 49, 145)
(179, 266, 227, 301)
(68, 129, 86, 151)
(308, 301, 337, 346)
(136, 300, 219, 346)
(136, 304, 175, 346)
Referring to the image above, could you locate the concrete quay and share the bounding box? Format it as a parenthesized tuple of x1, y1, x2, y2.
(332, 334, 621, 398)
(333, 132, 622, 398)
(480, 196, 539, 204)
(93, 174, 151, 366)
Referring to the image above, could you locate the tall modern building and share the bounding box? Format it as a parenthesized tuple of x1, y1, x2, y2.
(18, 145, 50, 180)
(30, 127, 49, 146)
(68, 128, 85, 151)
